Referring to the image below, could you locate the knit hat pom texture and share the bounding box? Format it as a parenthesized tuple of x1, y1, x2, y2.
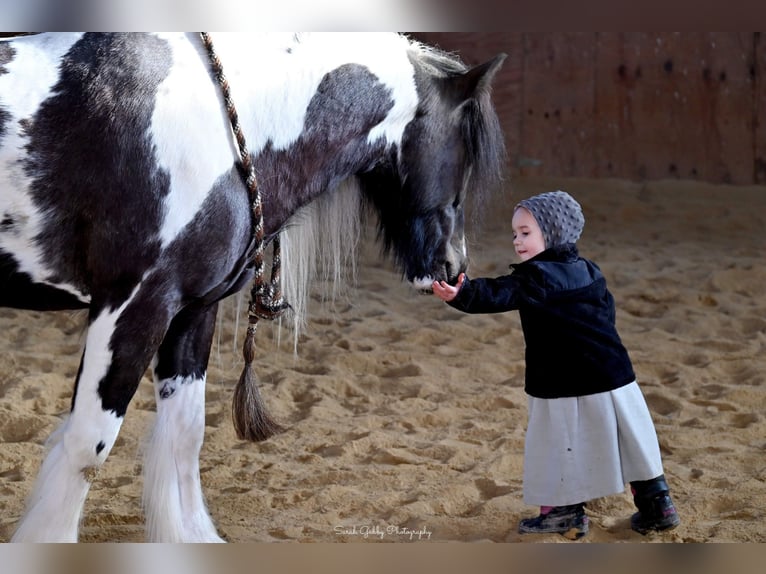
(516, 190, 585, 249)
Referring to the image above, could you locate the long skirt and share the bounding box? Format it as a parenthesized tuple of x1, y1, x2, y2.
(522, 381, 664, 507)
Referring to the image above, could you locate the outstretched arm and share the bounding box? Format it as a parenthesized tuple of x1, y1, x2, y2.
(432, 273, 466, 302)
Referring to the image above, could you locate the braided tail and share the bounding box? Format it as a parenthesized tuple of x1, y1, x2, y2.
(200, 32, 288, 441)
(232, 235, 289, 441)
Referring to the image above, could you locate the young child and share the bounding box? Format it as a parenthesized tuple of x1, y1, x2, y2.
(432, 190, 680, 540)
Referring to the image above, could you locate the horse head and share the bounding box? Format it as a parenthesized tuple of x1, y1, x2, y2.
(360, 51, 507, 292)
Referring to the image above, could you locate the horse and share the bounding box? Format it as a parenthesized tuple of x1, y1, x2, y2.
(0, 32, 506, 542)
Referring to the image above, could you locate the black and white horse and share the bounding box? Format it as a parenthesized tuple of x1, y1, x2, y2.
(0, 32, 505, 542)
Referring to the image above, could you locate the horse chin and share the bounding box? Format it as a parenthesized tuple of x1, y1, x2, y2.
(409, 267, 463, 294)
(410, 276, 436, 294)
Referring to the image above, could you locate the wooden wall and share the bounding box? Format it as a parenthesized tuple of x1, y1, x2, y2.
(412, 33, 766, 185)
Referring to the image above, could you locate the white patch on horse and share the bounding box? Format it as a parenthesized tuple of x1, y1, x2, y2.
(144, 373, 223, 542)
(150, 33, 236, 248)
(11, 291, 136, 542)
(0, 33, 89, 302)
(10, 406, 123, 541)
(356, 34, 419, 145)
(150, 33, 313, 248)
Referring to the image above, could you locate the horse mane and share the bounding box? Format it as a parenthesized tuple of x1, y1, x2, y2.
(279, 179, 364, 348)
(218, 179, 362, 357)
(407, 40, 508, 223)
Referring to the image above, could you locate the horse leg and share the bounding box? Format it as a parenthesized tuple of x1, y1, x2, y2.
(143, 302, 224, 542)
(11, 285, 176, 542)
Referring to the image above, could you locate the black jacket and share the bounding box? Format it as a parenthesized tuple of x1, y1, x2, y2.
(449, 244, 635, 399)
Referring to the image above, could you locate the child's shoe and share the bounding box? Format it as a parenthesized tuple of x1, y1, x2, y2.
(630, 492, 680, 534)
(630, 475, 681, 534)
(518, 503, 589, 540)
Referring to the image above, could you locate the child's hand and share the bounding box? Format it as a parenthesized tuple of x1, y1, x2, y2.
(432, 273, 465, 302)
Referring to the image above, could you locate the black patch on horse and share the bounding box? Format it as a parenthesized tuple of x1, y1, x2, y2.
(22, 33, 173, 309)
(255, 63, 393, 232)
(0, 42, 14, 142)
(0, 251, 89, 310)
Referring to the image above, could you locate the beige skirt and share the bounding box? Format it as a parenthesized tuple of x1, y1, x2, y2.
(522, 381, 665, 507)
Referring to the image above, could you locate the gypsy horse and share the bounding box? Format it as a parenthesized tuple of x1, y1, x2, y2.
(0, 32, 506, 542)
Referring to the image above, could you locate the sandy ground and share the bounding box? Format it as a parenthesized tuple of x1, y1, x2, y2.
(0, 175, 764, 543)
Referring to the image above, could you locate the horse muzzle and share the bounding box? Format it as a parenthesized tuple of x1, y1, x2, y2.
(410, 259, 466, 294)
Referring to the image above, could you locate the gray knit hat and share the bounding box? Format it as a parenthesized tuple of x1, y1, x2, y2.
(515, 190, 584, 249)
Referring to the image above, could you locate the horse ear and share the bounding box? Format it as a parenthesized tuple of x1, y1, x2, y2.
(454, 53, 507, 101)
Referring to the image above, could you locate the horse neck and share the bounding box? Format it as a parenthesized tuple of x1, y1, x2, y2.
(202, 33, 420, 232)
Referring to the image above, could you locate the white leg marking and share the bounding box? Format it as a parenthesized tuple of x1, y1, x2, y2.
(10, 417, 90, 542)
(12, 297, 134, 542)
(144, 373, 224, 542)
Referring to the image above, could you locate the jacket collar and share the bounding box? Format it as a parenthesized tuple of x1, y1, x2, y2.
(511, 243, 579, 269)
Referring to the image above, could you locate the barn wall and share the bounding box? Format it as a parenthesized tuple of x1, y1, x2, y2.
(412, 32, 765, 185)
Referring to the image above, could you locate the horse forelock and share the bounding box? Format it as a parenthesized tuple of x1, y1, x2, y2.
(410, 43, 507, 220)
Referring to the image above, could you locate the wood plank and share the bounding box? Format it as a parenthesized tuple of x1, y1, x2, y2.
(676, 32, 754, 184)
(756, 32, 766, 184)
(519, 33, 598, 178)
(595, 32, 755, 183)
(593, 32, 642, 180)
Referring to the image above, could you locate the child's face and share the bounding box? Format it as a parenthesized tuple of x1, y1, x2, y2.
(512, 207, 546, 261)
